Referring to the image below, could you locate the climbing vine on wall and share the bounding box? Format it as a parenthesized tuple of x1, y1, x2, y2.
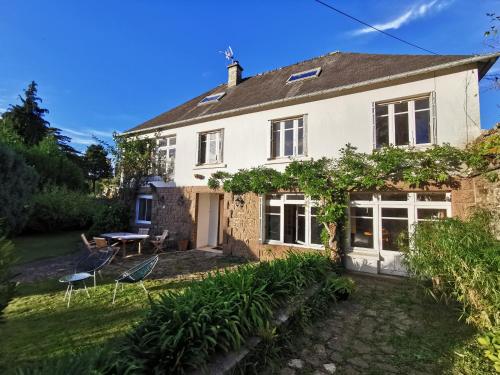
(208, 142, 496, 259)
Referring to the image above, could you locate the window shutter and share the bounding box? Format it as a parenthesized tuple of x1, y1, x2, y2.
(303, 114, 308, 156)
(218, 130, 224, 163)
(371, 102, 377, 150)
(196, 134, 201, 165)
(430, 91, 437, 144)
(266, 121, 272, 159)
(258, 195, 264, 244)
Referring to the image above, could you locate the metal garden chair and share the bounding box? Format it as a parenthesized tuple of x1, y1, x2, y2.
(112, 255, 159, 304)
(75, 248, 116, 288)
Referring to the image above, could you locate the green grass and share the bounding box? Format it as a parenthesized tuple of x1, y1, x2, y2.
(12, 230, 82, 264)
(0, 276, 193, 372)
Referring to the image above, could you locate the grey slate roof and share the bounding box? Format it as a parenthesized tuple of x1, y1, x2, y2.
(125, 51, 497, 134)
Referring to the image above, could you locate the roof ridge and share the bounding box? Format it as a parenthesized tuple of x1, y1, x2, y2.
(252, 50, 341, 78)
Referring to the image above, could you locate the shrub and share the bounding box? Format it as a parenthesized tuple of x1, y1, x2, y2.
(25, 186, 96, 233)
(403, 211, 500, 371)
(403, 211, 499, 329)
(0, 144, 39, 235)
(87, 199, 130, 237)
(0, 232, 16, 322)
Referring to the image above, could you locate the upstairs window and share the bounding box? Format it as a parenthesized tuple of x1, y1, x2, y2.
(199, 92, 225, 105)
(375, 96, 432, 148)
(136, 195, 152, 224)
(270, 117, 305, 158)
(287, 67, 321, 83)
(157, 135, 176, 179)
(198, 130, 223, 165)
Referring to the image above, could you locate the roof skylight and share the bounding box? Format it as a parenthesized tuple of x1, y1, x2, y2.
(199, 92, 225, 105)
(287, 67, 322, 83)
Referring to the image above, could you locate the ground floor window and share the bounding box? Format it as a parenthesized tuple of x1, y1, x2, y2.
(263, 194, 323, 247)
(349, 192, 451, 252)
(136, 195, 153, 224)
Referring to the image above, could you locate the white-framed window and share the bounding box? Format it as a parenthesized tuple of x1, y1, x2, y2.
(136, 195, 153, 224)
(197, 129, 223, 165)
(157, 135, 176, 179)
(349, 192, 451, 252)
(262, 193, 323, 248)
(374, 95, 433, 148)
(270, 117, 305, 159)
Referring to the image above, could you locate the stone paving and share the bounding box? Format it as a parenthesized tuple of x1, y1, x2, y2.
(13, 249, 247, 283)
(274, 273, 472, 375)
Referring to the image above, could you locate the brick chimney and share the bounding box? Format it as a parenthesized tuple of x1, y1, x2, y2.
(227, 61, 243, 87)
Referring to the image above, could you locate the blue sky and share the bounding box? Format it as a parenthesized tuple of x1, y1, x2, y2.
(0, 0, 498, 151)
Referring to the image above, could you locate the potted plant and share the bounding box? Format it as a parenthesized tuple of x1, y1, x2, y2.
(177, 239, 189, 251)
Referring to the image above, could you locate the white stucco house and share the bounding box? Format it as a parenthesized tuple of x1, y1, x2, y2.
(122, 51, 499, 276)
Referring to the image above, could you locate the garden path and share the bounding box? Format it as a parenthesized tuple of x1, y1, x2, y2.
(275, 273, 479, 375)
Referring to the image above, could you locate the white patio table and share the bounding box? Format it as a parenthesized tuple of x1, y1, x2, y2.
(100, 232, 150, 258)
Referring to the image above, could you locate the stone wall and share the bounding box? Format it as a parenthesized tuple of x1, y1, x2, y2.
(452, 170, 500, 237)
(133, 169, 498, 257)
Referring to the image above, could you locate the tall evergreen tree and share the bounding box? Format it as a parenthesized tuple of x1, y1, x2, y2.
(1, 81, 79, 156)
(2, 81, 50, 146)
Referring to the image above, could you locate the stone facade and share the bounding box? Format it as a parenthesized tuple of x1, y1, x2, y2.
(452, 171, 500, 237)
(134, 170, 499, 258)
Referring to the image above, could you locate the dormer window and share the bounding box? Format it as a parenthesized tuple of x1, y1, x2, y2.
(199, 92, 225, 105)
(287, 67, 321, 83)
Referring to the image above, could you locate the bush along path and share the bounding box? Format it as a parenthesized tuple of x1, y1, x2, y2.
(14, 252, 354, 374)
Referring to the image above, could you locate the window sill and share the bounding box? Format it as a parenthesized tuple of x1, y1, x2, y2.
(193, 163, 227, 170)
(346, 248, 379, 258)
(265, 156, 311, 165)
(264, 241, 324, 250)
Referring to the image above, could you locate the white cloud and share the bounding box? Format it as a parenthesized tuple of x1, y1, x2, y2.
(60, 126, 113, 139)
(353, 0, 453, 35)
(70, 137, 95, 146)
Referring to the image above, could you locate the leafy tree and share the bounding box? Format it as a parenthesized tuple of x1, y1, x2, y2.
(84, 144, 113, 195)
(0, 144, 39, 235)
(23, 136, 86, 191)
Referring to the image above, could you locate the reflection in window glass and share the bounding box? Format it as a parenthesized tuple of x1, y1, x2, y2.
(265, 205, 280, 241)
(381, 208, 408, 218)
(380, 192, 408, 201)
(381, 207, 408, 251)
(415, 110, 431, 144)
(350, 207, 373, 248)
(271, 122, 280, 158)
(395, 112, 409, 145)
(284, 120, 294, 156)
(375, 104, 389, 148)
(417, 193, 448, 202)
(310, 207, 323, 245)
(350, 192, 373, 201)
(417, 209, 447, 220)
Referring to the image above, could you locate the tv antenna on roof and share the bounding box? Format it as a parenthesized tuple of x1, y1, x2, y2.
(219, 46, 235, 64)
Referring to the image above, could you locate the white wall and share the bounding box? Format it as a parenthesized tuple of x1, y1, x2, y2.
(147, 68, 481, 187)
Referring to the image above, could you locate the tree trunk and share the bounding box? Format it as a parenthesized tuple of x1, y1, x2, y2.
(324, 222, 341, 262)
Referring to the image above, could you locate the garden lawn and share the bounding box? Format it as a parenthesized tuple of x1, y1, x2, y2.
(0, 276, 192, 372)
(12, 230, 82, 264)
